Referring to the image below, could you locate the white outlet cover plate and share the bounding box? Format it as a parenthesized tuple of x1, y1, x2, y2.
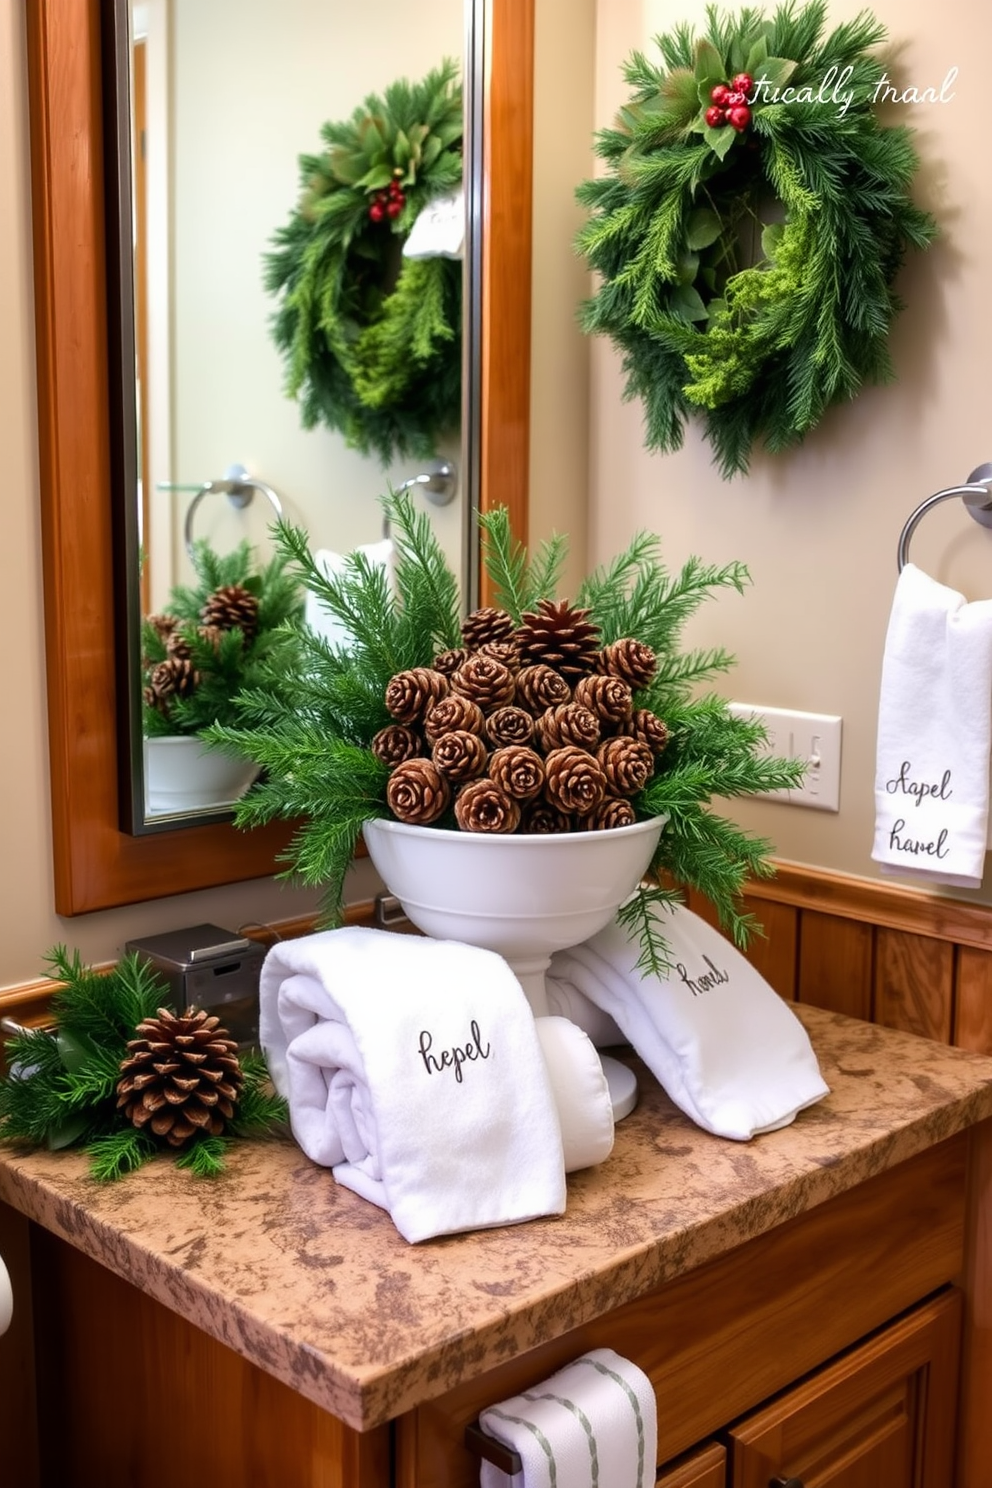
(729, 703, 842, 812)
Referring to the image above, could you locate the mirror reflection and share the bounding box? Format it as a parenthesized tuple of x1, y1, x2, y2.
(121, 0, 467, 830)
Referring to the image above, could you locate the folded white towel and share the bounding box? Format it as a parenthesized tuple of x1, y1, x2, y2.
(872, 561, 992, 889)
(402, 186, 464, 260)
(545, 978, 625, 1049)
(259, 928, 566, 1244)
(534, 1017, 614, 1172)
(547, 903, 829, 1141)
(305, 540, 394, 650)
(479, 1347, 657, 1488)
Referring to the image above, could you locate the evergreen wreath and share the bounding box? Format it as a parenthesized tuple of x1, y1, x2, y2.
(265, 60, 463, 465)
(203, 493, 804, 974)
(576, 1, 937, 477)
(0, 949, 286, 1181)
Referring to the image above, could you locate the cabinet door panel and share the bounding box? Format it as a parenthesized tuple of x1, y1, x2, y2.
(728, 1290, 961, 1488)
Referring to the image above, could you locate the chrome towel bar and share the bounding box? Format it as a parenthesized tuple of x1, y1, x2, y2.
(897, 463, 992, 571)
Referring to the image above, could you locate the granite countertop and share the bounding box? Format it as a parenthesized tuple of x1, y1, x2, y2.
(1, 1005, 991, 1432)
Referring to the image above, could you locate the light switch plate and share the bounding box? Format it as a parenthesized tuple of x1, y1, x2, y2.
(729, 703, 843, 812)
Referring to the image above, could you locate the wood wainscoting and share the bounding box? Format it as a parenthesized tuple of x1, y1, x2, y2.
(4, 866, 992, 1059)
(691, 862, 992, 1057)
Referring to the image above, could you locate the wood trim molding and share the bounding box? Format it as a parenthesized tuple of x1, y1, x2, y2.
(756, 861, 992, 953)
(480, 0, 533, 562)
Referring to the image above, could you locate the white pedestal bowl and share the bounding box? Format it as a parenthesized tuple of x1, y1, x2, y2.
(362, 813, 667, 1118)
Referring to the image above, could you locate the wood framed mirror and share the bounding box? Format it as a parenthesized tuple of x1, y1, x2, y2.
(25, 0, 533, 915)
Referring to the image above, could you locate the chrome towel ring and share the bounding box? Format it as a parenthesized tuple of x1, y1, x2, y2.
(183, 464, 284, 559)
(897, 463, 992, 571)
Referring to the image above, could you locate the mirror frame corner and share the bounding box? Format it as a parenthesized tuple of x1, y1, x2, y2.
(25, 0, 533, 915)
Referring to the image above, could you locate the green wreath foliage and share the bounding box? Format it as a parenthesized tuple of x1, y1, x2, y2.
(577, 2, 937, 477)
(265, 60, 463, 465)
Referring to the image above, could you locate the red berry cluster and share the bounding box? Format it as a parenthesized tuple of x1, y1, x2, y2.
(704, 73, 753, 133)
(368, 169, 406, 224)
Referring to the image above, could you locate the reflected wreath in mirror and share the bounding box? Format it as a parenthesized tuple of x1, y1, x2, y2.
(265, 60, 463, 464)
(576, 1, 936, 477)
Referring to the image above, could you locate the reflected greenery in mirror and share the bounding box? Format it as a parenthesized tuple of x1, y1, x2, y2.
(265, 58, 464, 462)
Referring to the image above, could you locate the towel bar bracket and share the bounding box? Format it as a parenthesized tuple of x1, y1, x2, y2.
(464, 1422, 523, 1476)
(897, 463, 992, 571)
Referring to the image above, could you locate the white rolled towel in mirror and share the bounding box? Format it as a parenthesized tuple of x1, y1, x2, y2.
(0, 1253, 12, 1336)
(534, 1016, 614, 1172)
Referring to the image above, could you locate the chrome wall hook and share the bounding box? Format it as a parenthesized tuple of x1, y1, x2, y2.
(897, 463, 992, 571)
(394, 457, 458, 507)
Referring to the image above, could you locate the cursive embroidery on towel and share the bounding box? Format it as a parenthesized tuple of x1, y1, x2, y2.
(888, 820, 950, 860)
(417, 1021, 491, 1084)
(885, 759, 953, 807)
(676, 955, 730, 998)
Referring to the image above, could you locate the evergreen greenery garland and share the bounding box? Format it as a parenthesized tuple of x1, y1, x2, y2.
(141, 539, 305, 738)
(0, 949, 287, 1181)
(265, 60, 463, 465)
(203, 493, 804, 973)
(576, 2, 937, 477)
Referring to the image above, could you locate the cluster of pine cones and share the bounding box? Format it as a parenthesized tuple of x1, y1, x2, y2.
(371, 600, 669, 834)
(143, 583, 261, 715)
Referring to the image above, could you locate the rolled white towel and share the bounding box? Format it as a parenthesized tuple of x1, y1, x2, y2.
(479, 1347, 657, 1488)
(534, 1017, 614, 1172)
(260, 928, 566, 1244)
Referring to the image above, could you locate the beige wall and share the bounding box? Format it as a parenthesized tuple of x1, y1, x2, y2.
(587, 0, 992, 901)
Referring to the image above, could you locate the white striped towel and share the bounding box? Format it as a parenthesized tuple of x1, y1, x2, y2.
(478, 1347, 656, 1488)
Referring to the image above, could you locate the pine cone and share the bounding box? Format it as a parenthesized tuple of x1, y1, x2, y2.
(597, 638, 657, 690)
(147, 612, 178, 644)
(461, 606, 515, 651)
(514, 663, 571, 716)
(423, 693, 486, 745)
(520, 799, 572, 834)
(454, 779, 521, 834)
(631, 708, 671, 755)
(574, 674, 633, 727)
(116, 1008, 243, 1147)
(196, 624, 226, 655)
(432, 729, 488, 783)
(450, 654, 515, 711)
(145, 656, 199, 708)
(484, 706, 535, 749)
(537, 702, 601, 753)
(488, 745, 545, 801)
(200, 583, 260, 644)
(476, 639, 521, 674)
(516, 599, 601, 680)
(597, 736, 655, 795)
(433, 646, 470, 677)
(543, 746, 608, 816)
(579, 796, 637, 831)
(371, 724, 422, 768)
(386, 758, 451, 824)
(385, 667, 449, 725)
(163, 629, 192, 662)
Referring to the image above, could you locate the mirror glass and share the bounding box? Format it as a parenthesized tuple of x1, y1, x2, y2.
(111, 0, 469, 833)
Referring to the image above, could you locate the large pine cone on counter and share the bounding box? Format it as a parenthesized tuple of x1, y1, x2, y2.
(116, 1008, 243, 1147)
